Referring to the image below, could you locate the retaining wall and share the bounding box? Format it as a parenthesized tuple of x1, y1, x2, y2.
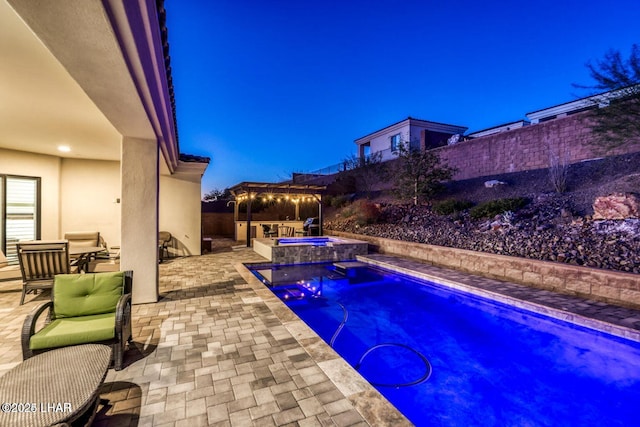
(435, 112, 640, 180)
(328, 230, 640, 309)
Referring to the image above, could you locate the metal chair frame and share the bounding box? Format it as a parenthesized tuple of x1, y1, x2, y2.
(17, 241, 70, 305)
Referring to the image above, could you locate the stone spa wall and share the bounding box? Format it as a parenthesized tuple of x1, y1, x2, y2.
(253, 237, 369, 264)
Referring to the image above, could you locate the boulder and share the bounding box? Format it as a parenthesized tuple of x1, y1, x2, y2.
(484, 180, 507, 188)
(592, 193, 640, 220)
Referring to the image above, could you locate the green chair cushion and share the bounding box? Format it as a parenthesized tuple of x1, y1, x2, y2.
(29, 313, 116, 350)
(54, 271, 124, 318)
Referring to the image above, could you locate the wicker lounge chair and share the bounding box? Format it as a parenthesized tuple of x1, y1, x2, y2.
(21, 270, 133, 370)
(17, 240, 71, 305)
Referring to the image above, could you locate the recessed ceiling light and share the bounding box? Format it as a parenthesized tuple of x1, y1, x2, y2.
(57, 145, 71, 152)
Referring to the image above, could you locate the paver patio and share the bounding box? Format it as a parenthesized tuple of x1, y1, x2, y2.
(0, 237, 639, 426)
(0, 239, 406, 426)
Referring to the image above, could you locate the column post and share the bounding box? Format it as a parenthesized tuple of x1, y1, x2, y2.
(120, 137, 159, 304)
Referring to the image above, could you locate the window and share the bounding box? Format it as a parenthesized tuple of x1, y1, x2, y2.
(1, 175, 40, 264)
(390, 133, 401, 152)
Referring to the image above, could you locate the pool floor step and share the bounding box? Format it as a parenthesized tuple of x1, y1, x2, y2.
(333, 261, 369, 274)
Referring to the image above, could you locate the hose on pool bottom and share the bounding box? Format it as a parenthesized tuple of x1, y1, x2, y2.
(330, 303, 432, 388)
(330, 302, 348, 347)
(355, 342, 432, 388)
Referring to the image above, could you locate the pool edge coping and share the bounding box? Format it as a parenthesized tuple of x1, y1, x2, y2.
(234, 261, 412, 427)
(357, 254, 640, 343)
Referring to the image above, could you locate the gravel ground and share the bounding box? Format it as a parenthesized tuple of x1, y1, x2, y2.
(325, 153, 640, 274)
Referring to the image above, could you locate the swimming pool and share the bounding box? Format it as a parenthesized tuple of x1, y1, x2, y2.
(248, 261, 640, 426)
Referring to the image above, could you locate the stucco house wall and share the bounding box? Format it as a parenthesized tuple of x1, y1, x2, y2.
(0, 148, 204, 263)
(367, 122, 411, 161)
(60, 158, 121, 248)
(0, 148, 61, 241)
(159, 173, 203, 257)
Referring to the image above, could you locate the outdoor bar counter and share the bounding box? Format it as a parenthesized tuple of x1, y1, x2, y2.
(235, 220, 304, 240)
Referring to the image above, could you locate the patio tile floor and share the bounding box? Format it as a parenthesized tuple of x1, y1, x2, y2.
(0, 237, 639, 426)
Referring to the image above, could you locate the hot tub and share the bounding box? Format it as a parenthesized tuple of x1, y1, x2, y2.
(253, 236, 369, 264)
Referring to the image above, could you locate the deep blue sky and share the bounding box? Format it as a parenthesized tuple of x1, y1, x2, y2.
(165, 0, 640, 194)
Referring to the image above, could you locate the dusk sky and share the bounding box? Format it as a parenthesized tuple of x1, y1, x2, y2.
(165, 0, 640, 194)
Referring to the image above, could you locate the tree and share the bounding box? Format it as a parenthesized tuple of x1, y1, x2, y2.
(392, 142, 456, 205)
(203, 188, 231, 201)
(342, 151, 384, 198)
(578, 44, 640, 150)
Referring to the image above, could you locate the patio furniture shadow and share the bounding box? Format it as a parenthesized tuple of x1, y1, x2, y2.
(121, 339, 159, 368)
(95, 381, 141, 426)
(159, 280, 252, 301)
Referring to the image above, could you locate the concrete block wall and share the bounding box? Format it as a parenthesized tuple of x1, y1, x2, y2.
(433, 112, 640, 180)
(328, 231, 640, 309)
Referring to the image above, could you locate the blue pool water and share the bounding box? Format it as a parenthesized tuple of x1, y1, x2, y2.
(276, 237, 337, 246)
(248, 262, 640, 426)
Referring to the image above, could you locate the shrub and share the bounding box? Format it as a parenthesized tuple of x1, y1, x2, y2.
(469, 197, 529, 219)
(433, 199, 474, 215)
(352, 200, 381, 225)
(339, 203, 355, 219)
(331, 195, 350, 208)
(548, 152, 569, 193)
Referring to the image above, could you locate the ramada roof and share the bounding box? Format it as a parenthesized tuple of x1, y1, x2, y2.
(229, 182, 327, 197)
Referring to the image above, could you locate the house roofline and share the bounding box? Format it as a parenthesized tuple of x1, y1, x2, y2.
(467, 119, 530, 137)
(354, 116, 468, 144)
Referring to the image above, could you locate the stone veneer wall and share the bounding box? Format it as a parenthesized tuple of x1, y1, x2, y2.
(328, 231, 640, 309)
(433, 112, 640, 181)
(271, 242, 368, 264)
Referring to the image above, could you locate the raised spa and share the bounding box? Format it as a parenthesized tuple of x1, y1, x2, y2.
(252, 236, 368, 264)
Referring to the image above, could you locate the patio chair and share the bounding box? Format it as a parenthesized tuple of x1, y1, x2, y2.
(278, 226, 295, 237)
(158, 231, 172, 262)
(64, 231, 102, 248)
(64, 231, 106, 271)
(88, 246, 121, 272)
(262, 224, 277, 238)
(17, 241, 71, 305)
(21, 270, 133, 371)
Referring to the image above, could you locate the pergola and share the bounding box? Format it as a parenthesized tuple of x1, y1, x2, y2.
(228, 182, 328, 247)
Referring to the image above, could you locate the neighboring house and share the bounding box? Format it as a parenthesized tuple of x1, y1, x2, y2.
(466, 120, 530, 138)
(355, 117, 468, 161)
(0, 0, 208, 304)
(526, 94, 603, 124)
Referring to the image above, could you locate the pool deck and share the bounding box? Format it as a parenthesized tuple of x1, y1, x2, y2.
(0, 238, 639, 426)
